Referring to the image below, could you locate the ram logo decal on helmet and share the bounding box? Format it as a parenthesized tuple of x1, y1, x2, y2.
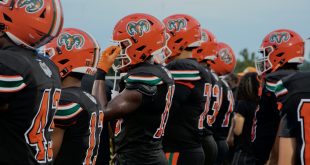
(219, 48, 232, 64)
(167, 18, 187, 32)
(57, 33, 85, 51)
(269, 32, 290, 44)
(17, 0, 44, 13)
(126, 19, 150, 37)
(201, 31, 208, 42)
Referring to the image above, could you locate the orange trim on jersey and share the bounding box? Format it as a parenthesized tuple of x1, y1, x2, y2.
(176, 81, 195, 89)
(171, 152, 179, 165)
(0, 75, 22, 78)
(165, 153, 170, 160)
(165, 152, 180, 165)
(277, 102, 283, 110)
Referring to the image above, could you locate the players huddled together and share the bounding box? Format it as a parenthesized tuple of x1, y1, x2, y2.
(0, 0, 308, 165)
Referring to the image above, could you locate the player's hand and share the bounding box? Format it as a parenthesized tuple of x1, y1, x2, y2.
(97, 46, 121, 73)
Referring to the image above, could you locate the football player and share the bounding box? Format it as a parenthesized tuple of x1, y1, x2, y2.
(92, 13, 174, 164)
(162, 14, 212, 165)
(192, 29, 220, 165)
(0, 0, 63, 164)
(193, 38, 236, 165)
(45, 28, 104, 165)
(255, 29, 306, 165)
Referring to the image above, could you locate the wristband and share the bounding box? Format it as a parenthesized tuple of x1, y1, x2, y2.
(95, 69, 107, 80)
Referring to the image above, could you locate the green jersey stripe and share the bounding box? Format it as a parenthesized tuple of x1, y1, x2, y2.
(56, 103, 82, 117)
(125, 76, 163, 85)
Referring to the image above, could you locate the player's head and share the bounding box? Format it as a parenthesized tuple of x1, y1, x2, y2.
(0, 0, 63, 49)
(163, 14, 202, 62)
(255, 29, 305, 75)
(45, 28, 100, 79)
(207, 42, 236, 76)
(112, 13, 166, 70)
(237, 72, 260, 101)
(192, 28, 218, 62)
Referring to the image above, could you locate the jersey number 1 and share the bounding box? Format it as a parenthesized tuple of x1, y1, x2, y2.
(298, 100, 310, 164)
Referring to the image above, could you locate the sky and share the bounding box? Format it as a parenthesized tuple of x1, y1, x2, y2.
(61, 0, 310, 60)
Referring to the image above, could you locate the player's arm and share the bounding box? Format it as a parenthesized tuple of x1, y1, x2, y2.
(92, 46, 142, 121)
(233, 113, 245, 136)
(278, 137, 296, 165)
(0, 63, 27, 112)
(51, 127, 65, 158)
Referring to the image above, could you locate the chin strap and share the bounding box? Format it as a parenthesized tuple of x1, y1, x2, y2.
(111, 70, 119, 99)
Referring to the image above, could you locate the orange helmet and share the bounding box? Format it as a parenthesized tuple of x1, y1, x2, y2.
(210, 42, 236, 76)
(192, 28, 218, 62)
(112, 13, 166, 70)
(163, 14, 202, 59)
(201, 29, 217, 42)
(45, 28, 100, 78)
(255, 29, 305, 75)
(0, 0, 64, 49)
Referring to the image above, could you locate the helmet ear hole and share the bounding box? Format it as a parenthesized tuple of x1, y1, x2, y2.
(3, 13, 12, 22)
(175, 38, 183, 43)
(136, 45, 146, 51)
(276, 52, 284, 57)
(39, 9, 46, 18)
(58, 59, 69, 65)
(148, 20, 154, 25)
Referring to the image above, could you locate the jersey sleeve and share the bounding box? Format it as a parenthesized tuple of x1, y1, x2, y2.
(170, 70, 201, 81)
(0, 63, 27, 104)
(54, 100, 84, 129)
(124, 74, 162, 96)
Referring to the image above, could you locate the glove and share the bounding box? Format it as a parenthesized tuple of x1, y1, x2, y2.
(97, 46, 121, 73)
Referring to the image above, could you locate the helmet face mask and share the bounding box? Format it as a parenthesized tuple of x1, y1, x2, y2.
(255, 46, 274, 75)
(112, 39, 133, 71)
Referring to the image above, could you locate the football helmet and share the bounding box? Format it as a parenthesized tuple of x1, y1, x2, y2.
(255, 29, 304, 75)
(163, 14, 202, 59)
(201, 29, 217, 43)
(192, 28, 218, 62)
(210, 42, 236, 76)
(112, 13, 166, 70)
(0, 0, 64, 49)
(45, 28, 100, 78)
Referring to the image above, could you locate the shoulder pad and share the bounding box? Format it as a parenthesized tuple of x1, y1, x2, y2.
(265, 70, 296, 84)
(55, 102, 83, 120)
(61, 88, 99, 112)
(126, 83, 157, 96)
(0, 50, 31, 75)
(125, 75, 163, 86)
